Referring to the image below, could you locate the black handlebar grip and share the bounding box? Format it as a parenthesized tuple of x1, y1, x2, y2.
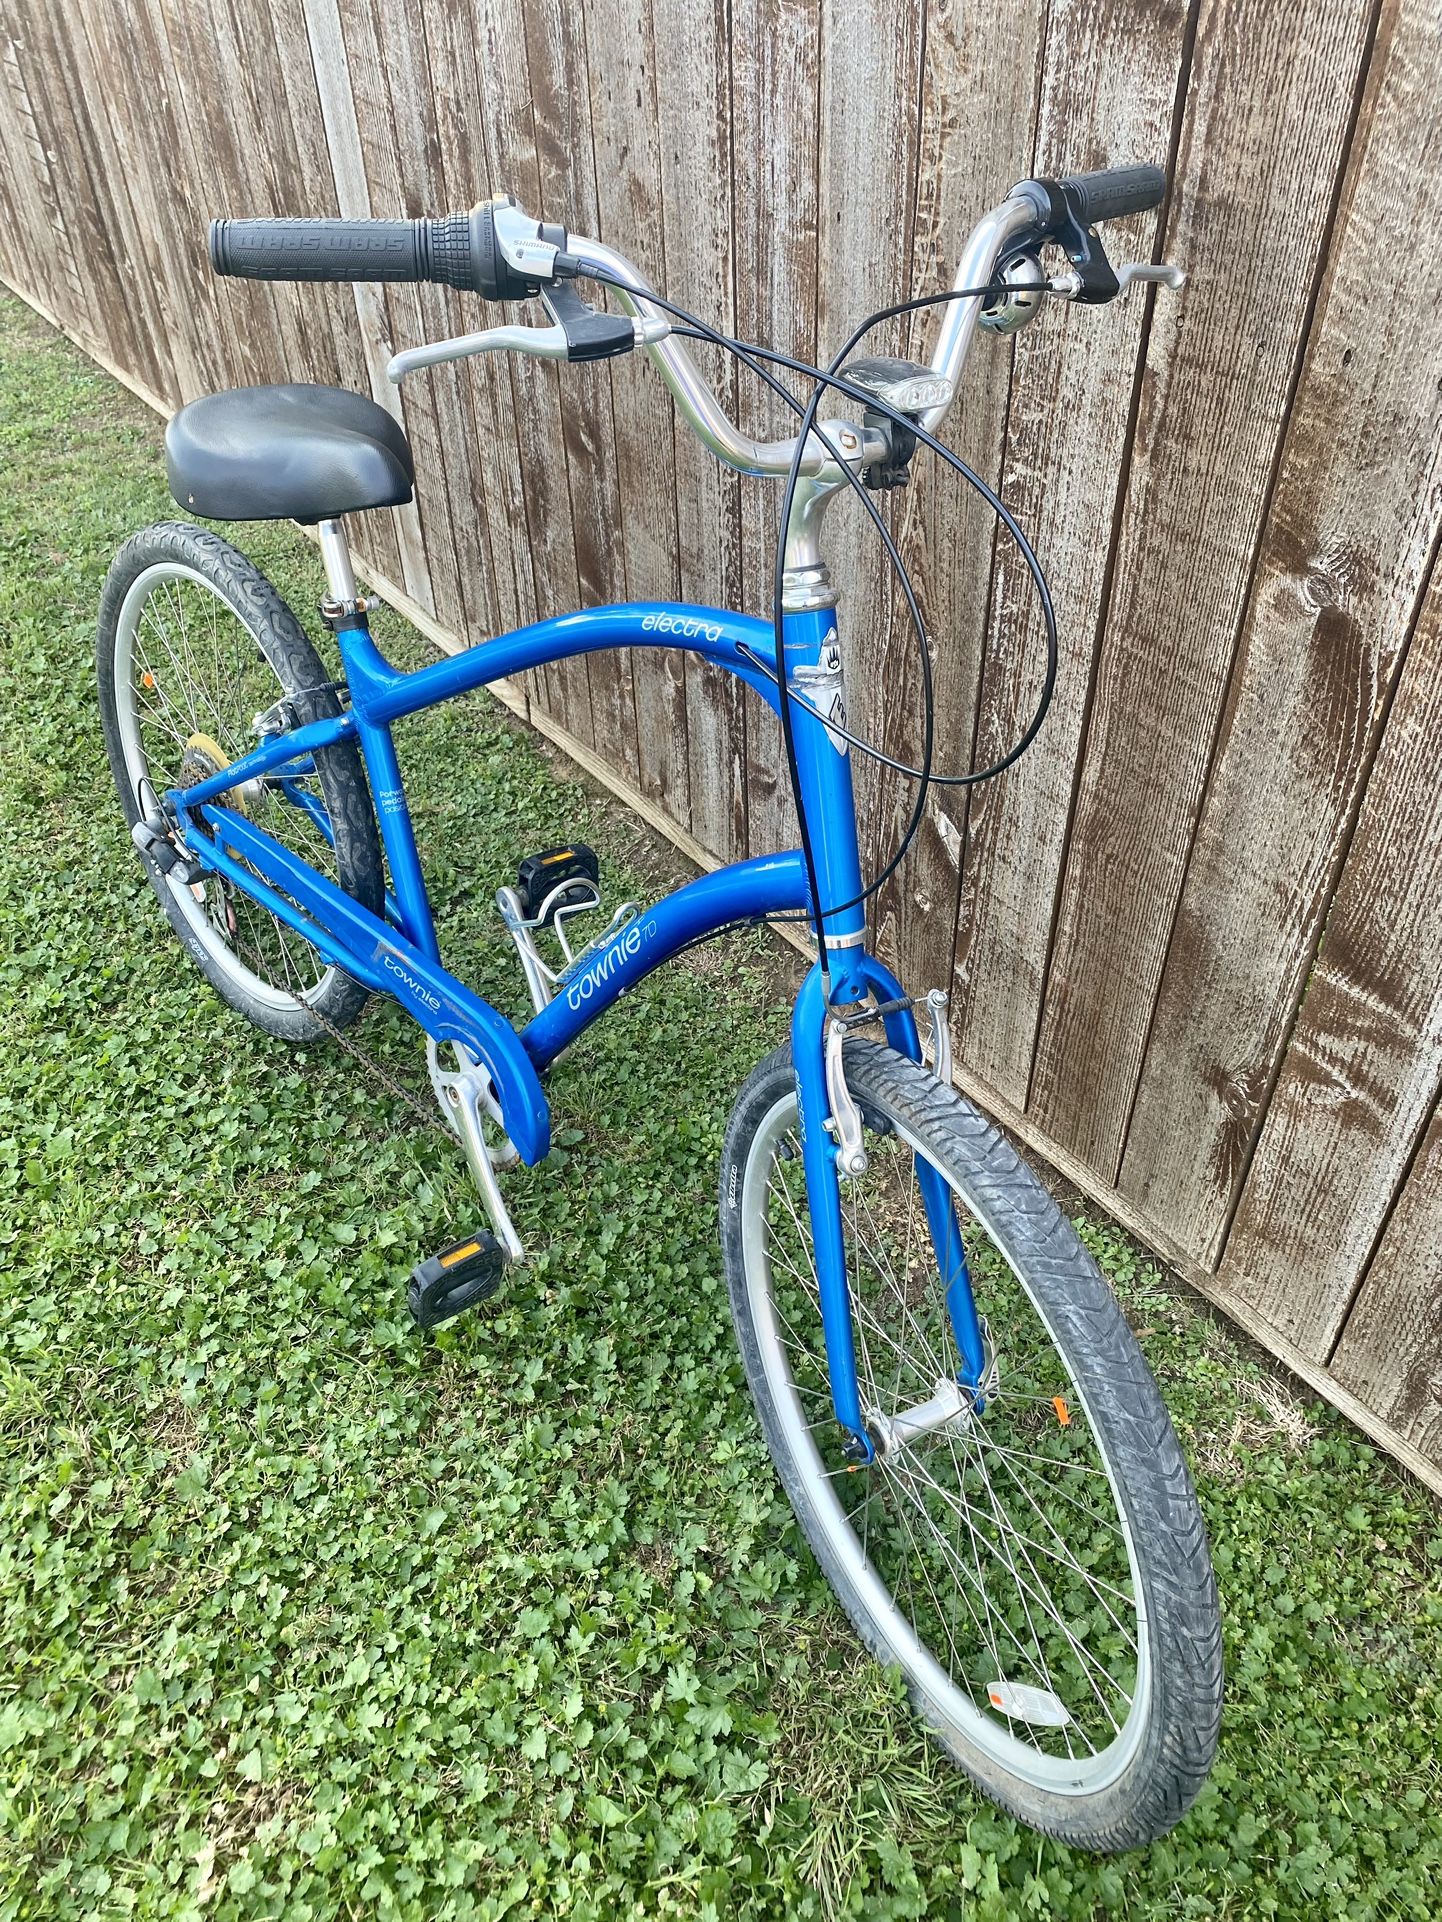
(208, 207, 533, 297)
(210, 217, 433, 282)
(1057, 164, 1166, 225)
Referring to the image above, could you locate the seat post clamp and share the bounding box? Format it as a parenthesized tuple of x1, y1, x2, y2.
(319, 594, 373, 632)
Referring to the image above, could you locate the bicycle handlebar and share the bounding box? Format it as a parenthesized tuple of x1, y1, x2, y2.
(208, 164, 1172, 480)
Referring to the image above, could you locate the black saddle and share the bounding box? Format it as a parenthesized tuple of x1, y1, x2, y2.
(165, 383, 414, 523)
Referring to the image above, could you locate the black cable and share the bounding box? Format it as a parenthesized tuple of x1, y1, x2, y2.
(673, 329, 1060, 787)
(580, 265, 1063, 956)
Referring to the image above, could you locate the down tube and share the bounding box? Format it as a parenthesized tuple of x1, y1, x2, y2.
(520, 853, 809, 1072)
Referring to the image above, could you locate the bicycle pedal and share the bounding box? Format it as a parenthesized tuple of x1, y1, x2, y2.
(516, 843, 600, 925)
(407, 1231, 507, 1329)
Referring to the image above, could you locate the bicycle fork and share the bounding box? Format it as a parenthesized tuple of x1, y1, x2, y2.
(791, 962, 989, 1465)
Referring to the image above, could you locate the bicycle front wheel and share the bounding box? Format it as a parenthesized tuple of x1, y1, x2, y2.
(719, 1040, 1222, 1849)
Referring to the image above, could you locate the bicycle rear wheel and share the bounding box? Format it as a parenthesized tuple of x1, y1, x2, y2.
(97, 521, 383, 1042)
(720, 1040, 1222, 1849)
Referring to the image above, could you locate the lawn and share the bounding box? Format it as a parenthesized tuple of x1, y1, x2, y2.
(0, 289, 1438, 1921)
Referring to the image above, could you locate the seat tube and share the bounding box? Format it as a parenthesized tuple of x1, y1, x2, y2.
(318, 518, 440, 962)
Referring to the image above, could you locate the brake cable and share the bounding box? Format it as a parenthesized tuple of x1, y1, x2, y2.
(579, 267, 1068, 971)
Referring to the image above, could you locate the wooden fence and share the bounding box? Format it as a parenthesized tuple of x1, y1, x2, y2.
(3, 0, 1441, 1489)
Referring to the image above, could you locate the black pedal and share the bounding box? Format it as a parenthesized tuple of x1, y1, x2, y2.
(408, 1231, 507, 1329)
(516, 843, 600, 925)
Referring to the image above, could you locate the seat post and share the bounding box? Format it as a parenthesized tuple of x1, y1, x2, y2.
(317, 518, 358, 604)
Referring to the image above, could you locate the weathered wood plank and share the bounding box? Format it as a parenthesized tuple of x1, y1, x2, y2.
(1026, 0, 1376, 1176)
(730, 0, 819, 860)
(63, 1, 211, 401)
(810, 0, 923, 956)
(333, 0, 463, 629)
(944, 0, 1190, 1104)
(163, 0, 318, 397)
(582, 0, 690, 827)
(10, 0, 133, 376)
(0, 21, 50, 313)
(260, 0, 405, 586)
(300, 0, 433, 608)
(520, 0, 632, 763)
(1330, 1098, 1442, 1460)
(1218, 560, 1442, 1357)
(1120, 0, 1442, 1264)
(858, 0, 1046, 986)
(0, 12, 88, 346)
(650, 0, 746, 862)
(468, 0, 588, 725)
(416, 0, 530, 645)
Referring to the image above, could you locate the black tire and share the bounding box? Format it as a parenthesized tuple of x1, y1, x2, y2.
(97, 521, 383, 1042)
(720, 1040, 1223, 1850)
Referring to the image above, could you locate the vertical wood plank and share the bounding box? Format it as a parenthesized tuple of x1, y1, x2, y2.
(943, 0, 1192, 1102)
(730, 0, 819, 859)
(521, 0, 631, 762)
(652, 0, 745, 862)
(810, 0, 923, 954)
(1, 9, 89, 343)
(582, 0, 690, 825)
(1026, 0, 1376, 1175)
(333, 0, 461, 627)
(9, 0, 132, 373)
(1119, 0, 1442, 1262)
(417, 0, 532, 646)
(1218, 564, 1442, 1357)
(1330, 1100, 1442, 1460)
(471, 0, 589, 728)
(261, 0, 405, 586)
(300, 0, 433, 608)
(859, 0, 1045, 986)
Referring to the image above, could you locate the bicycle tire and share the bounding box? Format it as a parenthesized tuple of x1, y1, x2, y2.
(719, 1039, 1222, 1849)
(97, 521, 383, 1042)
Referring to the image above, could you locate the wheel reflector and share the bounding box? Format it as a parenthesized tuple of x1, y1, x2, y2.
(987, 1681, 1072, 1727)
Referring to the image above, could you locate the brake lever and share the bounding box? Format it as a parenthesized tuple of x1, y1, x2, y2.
(1048, 261, 1185, 299)
(387, 314, 670, 383)
(1116, 261, 1186, 293)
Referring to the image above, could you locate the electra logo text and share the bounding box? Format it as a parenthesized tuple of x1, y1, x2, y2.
(383, 951, 442, 1012)
(640, 611, 723, 646)
(566, 922, 645, 1010)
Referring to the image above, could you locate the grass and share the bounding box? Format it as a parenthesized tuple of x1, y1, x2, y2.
(0, 288, 1439, 1920)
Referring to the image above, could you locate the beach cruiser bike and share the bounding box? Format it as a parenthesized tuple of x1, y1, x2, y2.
(98, 162, 1223, 1849)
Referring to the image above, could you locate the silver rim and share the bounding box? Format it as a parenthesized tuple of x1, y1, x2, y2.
(739, 1084, 1152, 1796)
(111, 561, 339, 1015)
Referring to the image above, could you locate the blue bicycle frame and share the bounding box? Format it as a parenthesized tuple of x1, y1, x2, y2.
(169, 595, 986, 1454)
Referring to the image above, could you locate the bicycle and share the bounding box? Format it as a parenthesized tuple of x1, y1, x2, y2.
(98, 163, 1222, 1850)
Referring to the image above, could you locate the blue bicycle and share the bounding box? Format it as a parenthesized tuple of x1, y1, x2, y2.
(99, 167, 1221, 1848)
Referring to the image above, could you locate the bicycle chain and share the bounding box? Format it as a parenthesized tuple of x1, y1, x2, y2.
(227, 906, 446, 1138)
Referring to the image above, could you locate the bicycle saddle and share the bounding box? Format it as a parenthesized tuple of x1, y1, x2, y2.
(165, 383, 414, 523)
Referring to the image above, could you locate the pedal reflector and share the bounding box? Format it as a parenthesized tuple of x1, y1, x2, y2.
(986, 1681, 1072, 1727)
(408, 1231, 507, 1329)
